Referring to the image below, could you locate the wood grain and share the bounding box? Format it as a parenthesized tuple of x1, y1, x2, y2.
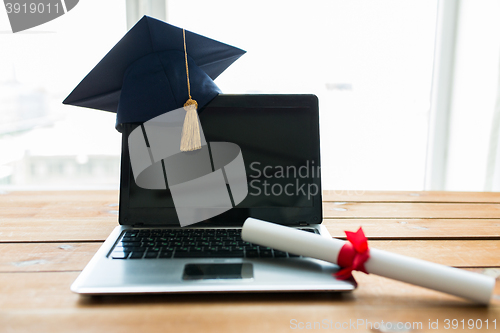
(0, 271, 498, 333)
(1, 191, 500, 242)
(323, 190, 500, 203)
(2, 190, 500, 333)
(0, 190, 118, 203)
(323, 219, 500, 239)
(0, 191, 118, 242)
(2, 218, 500, 243)
(323, 202, 500, 219)
(0, 191, 119, 219)
(369, 240, 500, 267)
(0, 240, 498, 273)
(0, 218, 117, 242)
(0, 242, 101, 272)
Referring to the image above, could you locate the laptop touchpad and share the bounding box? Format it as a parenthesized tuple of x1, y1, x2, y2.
(183, 263, 253, 280)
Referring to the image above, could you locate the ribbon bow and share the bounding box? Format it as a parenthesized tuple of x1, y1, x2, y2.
(334, 227, 370, 280)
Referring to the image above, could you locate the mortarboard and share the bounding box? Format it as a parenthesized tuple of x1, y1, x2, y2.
(63, 16, 248, 226)
(62, 15, 246, 144)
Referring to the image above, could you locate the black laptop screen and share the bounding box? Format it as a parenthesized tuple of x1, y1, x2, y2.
(119, 95, 322, 226)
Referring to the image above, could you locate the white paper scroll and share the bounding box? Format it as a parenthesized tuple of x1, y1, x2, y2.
(241, 218, 496, 304)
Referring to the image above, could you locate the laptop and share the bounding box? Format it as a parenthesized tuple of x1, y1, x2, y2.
(71, 94, 356, 294)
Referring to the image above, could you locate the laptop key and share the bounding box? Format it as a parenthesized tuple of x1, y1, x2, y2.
(245, 250, 259, 258)
(159, 251, 173, 258)
(174, 252, 212, 258)
(111, 252, 129, 259)
(121, 241, 141, 247)
(260, 250, 273, 258)
(274, 251, 288, 258)
(218, 251, 244, 258)
(144, 252, 159, 259)
(129, 251, 145, 259)
(115, 246, 139, 252)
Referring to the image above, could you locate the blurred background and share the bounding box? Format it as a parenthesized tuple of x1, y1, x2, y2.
(0, 0, 499, 191)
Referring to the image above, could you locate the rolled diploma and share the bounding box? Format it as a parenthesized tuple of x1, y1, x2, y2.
(242, 218, 496, 304)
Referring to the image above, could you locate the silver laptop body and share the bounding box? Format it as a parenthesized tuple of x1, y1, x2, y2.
(71, 95, 356, 294)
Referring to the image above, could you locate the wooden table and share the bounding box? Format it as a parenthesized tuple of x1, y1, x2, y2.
(1, 190, 499, 332)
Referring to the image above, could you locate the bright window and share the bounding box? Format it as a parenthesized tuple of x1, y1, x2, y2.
(0, 0, 126, 189)
(0, 0, 438, 191)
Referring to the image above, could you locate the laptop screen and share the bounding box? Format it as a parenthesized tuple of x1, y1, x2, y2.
(119, 94, 322, 226)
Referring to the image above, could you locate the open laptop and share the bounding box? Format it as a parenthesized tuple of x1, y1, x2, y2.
(71, 94, 356, 294)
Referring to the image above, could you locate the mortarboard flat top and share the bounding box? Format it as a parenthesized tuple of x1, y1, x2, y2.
(63, 16, 245, 129)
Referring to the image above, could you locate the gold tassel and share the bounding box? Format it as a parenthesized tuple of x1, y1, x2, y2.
(180, 28, 202, 152)
(180, 98, 201, 151)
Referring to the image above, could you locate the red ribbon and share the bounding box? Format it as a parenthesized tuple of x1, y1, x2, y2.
(334, 227, 370, 280)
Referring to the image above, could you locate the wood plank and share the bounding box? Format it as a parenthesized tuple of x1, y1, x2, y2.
(0, 270, 498, 333)
(3, 192, 500, 333)
(324, 202, 500, 219)
(0, 190, 118, 203)
(3, 191, 500, 222)
(0, 218, 117, 242)
(323, 190, 500, 203)
(323, 219, 500, 239)
(2, 191, 500, 241)
(0, 243, 101, 273)
(0, 191, 119, 242)
(369, 240, 500, 267)
(3, 190, 500, 207)
(2, 218, 500, 243)
(0, 191, 119, 219)
(0, 240, 499, 273)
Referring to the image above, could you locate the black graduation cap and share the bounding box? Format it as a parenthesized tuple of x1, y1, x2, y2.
(63, 16, 246, 137)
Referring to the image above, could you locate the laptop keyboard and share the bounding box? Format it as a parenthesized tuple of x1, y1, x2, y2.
(109, 228, 316, 259)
